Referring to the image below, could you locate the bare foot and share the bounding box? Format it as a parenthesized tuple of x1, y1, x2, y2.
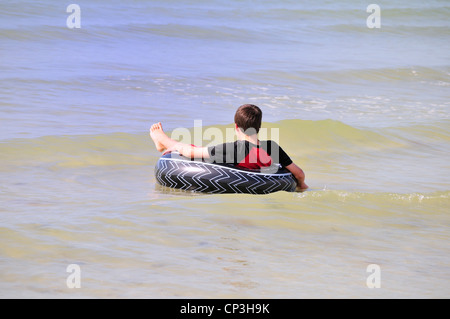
(150, 122, 166, 152)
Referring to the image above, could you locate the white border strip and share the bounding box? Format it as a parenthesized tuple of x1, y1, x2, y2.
(158, 156, 293, 177)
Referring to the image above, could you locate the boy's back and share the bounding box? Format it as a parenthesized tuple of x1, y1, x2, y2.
(208, 139, 292, 170)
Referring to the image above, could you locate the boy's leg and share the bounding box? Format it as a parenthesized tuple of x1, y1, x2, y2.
(149, 122, 178, 152)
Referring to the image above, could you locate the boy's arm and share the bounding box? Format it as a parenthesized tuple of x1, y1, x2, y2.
(163, 142, 210, 159)
(285, 162, 308, 191)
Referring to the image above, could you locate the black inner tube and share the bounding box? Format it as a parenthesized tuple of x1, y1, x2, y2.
(155, 152, 297, 194)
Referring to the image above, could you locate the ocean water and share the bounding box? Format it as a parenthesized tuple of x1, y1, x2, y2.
(0, 0, 449, 298)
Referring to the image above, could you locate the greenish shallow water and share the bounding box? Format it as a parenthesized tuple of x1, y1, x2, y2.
(1, 121, 449, 298)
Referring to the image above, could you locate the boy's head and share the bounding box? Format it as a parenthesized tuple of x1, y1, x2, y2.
(234, 104, 262, 135)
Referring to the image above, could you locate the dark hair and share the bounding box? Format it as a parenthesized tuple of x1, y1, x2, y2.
(234, 104, 262, 134)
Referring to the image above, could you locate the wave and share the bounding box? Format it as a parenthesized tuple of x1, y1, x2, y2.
(0, 23, 283, 46)
(2, 2, 448, 43)
(293, 189, 450, 211)
(246, 66, 450, 87)
(0, 132, 153, 169)
(2, 22, 447, 44)
(1, 119, 448, 169)
(308, 66, 450, 83)
(325, 24, 450, 36)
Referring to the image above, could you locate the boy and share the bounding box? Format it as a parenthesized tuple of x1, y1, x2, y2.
(150, 104, 308, 191)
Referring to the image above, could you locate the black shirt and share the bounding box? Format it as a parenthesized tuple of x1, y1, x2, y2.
(207, 140, 293, 169)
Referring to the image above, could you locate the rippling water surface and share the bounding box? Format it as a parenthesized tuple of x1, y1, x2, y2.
(0, 0, 449, 298)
